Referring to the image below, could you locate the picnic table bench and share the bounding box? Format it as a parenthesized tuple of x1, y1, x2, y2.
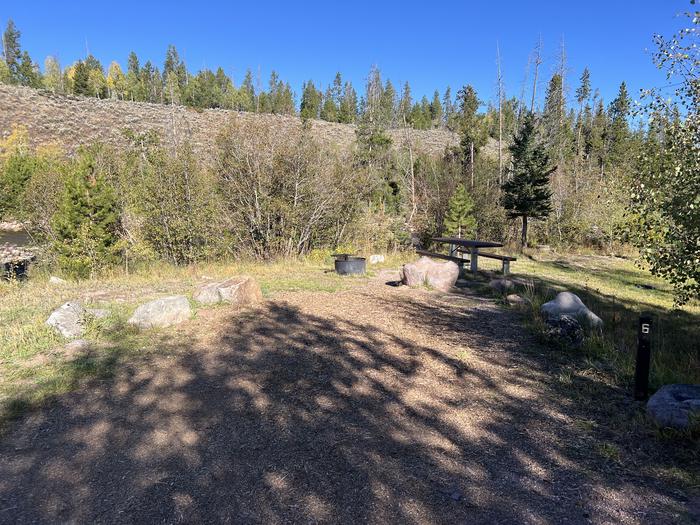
(417, 237, 516, 275)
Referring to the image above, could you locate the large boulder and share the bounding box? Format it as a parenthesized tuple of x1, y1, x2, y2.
(647, 384, 700, 430)
(46, 302, 86, 339)
(541, 291, 603, 332)
(401, 256, 459, 292)
(128, 295, 191, 329)
(193, 276, 262, 306)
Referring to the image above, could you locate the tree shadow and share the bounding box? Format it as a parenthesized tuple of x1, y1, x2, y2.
(0, 287, 690, 524)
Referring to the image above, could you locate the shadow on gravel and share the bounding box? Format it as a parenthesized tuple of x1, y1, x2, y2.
(0, 290, 689, 524)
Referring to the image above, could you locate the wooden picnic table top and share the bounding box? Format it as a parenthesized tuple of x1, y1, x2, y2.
(431, 237, 503, 249)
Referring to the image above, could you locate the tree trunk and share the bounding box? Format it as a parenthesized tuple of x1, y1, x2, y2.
(470, 141, 474, 189)
(521, 215, 528, 251)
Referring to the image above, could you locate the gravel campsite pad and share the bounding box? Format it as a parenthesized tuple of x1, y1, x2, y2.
(0, 279, 694, 524)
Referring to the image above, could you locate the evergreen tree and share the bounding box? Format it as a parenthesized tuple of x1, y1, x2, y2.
(501, 113, 555, 248)
(542, 73, 569, 156)
(300, 80, 322, 120)
(442, 87, 455, 129)
(443, 183, 477, 237)
(52, 149, 121, 278)
(330, 72, 343, 107)
(1, 19, 22, 83)
(398, 82, 412, 122)
(575, 68, 591, 158)
(607, 81, 631, 165)
(430, 90, 443, 128)
(380, 79, 396, 126)
(456, 85, 486, 166)
(239, 69, 256, 111)
(17, 51, 41, 88)
(338, 81, 357, 123)
(126, 51, 143, 101)
(320, 86, 337, 121)
(72, 60, 90, 96)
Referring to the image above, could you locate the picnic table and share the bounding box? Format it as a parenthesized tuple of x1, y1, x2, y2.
(427, 237, 516, 275)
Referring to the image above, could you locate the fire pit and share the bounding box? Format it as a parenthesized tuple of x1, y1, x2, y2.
(332, 253, 366, 275)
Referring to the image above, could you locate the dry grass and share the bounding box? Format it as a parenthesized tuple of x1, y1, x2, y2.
(477, 251, 700, 387)
(0, 253, 412, 428)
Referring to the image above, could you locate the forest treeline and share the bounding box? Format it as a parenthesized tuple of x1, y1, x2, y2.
(1, 7, 697, 302)
(0, 18, 626, 135)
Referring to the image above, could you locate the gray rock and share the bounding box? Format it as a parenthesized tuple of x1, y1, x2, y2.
(49, 276, 67, 285)
(193, 276, 262, 306)
(128, 295, 191, 329)
(401, 256, 459, 292)
(369, 254, 385, 264)
(647, 384, 700, 430)
(544, 315, 585, 348)
(46, 302, 86, 339)
(541, 291, 603, 332)
(489, 279, 514, 294)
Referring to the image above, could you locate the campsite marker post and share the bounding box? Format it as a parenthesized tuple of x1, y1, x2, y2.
(634, 313, 652, 400)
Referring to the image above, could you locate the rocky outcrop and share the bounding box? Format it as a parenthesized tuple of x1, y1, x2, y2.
(193, 276, 262, 306)
(647, 384, 700, 430)
(401, 256, 459, 292)
(127, 295, 191, 329)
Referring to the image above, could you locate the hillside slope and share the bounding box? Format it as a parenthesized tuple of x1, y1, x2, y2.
(0, 85, 458, 158)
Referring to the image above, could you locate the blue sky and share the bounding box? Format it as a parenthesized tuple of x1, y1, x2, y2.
(1, 1, 691, 108)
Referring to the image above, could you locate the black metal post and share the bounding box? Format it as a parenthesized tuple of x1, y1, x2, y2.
(634, 313, 652, 400)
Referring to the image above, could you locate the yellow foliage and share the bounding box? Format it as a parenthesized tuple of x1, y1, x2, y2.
(0, 124, 30, 159)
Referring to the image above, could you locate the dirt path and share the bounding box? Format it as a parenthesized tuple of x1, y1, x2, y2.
(0, 280, 690, 524)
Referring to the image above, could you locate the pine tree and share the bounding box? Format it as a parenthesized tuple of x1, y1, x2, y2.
(300, 80, 322, 120)
(443, 183, 477, 237)
(338, 81, 357, 123)
(320, 86, 337, 121)
(1, 19, 22, 83)
(52, 149, 121, 278)
(380, 79, 396, 126)
(430, 90, 443, 128)
(442, 87, 454, 128)
(501, 113, 555, 248)
(398, 82, 412, 122)
(17, 51, 41, 88)
(607, 81, 631, 165)
(126, 51, 143, 101)
(575, 68, 591, 158)
(72, 61, 90, 96)
(542, 73, 568, 156)
(239, 69, 256, 111)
